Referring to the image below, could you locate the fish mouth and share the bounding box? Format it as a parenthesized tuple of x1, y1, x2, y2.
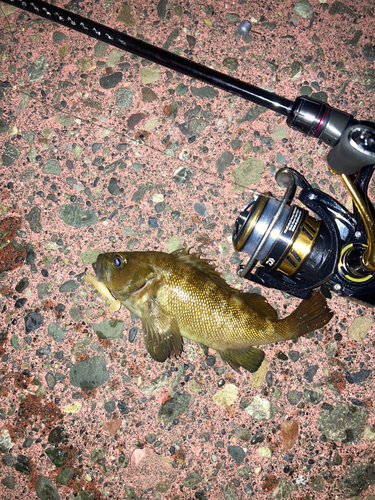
(123, 281, 147, 299)
(93, 256, 112, 283)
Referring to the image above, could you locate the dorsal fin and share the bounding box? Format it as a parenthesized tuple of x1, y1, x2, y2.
(171, 248, 231, 289)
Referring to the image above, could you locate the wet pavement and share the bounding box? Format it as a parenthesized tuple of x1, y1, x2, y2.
(0, 0, 375, 498)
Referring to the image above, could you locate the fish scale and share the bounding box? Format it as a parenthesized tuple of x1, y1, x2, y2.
(90, 248, 333, 373)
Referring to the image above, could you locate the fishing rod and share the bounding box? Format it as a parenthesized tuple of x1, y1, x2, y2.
(0, 0, 360, 146)
(2, 0, 375, 306)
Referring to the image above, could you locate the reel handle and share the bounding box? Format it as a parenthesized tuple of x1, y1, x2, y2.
(327, 123, 375, 175)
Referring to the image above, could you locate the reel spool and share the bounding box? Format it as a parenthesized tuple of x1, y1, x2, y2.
(233, 166, 375, 306)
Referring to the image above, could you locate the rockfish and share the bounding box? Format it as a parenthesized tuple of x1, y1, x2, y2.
(85, 249, 333, 373)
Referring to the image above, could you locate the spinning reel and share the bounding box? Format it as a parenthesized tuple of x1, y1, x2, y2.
(233, 124, 375, 305)
(3, 0, 375, 305)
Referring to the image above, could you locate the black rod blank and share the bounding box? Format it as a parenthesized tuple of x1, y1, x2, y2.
(1, 0, 293, 116)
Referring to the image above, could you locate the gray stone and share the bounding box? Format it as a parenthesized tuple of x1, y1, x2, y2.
(140, 66, 160, 84)
(108, 177, 120, 195)
(48, 426, 66, 444)
(176, 83, 188, 96)
(36, 475, 60, 500)
(1, 476, 15, 490)
(223, 57, 238, 71)
(234, 428, 251, 442)
(0, 430, 14, 452)
(42, 160, 60, 175)
(182, 472, 202, 487)
(27, 56, 48, 82)
(311, 91, 328, 102)
(328, 1, 355, 16)
(91, 446, 107, 464)
(69, 356, 110, 391)
(303, 389, 323, 405)
(186, 35, 196, 49)
(244, 395, 279, 420)
(287, 390, 303, 405)
(273, 478, 296, 498)
(69, 306, 82, 322)
(142, 87, 157, 102)
(173, 166, 191, 185)
(225, 13, 240, 23)
(55, 113, 73, 127)
(25, 312, 44, 333)
(59, 280, 80, 293)
(104, 401, 116, 413)
(0, 118, 9, 134)
(2, 142, 20, 167)
(103, 159, 126, 175)
(227, 445, 245, 464)
(190, 86, 218, 99)
(360, 69, 375, 92)
(303, 364, 318, 382)
(231, 139, 242, 150)
(45, 448, 65, 467)
(178, 118, 207, 137)
(291, 61, 303, 80)
(232, 158, 264, 192)
(93, 319, 124, 339)
(345, 368, 372, 384)
(19, 168, 36, 181)
(53, 31, 66, 43)
(45, 372, 56, 389)
(124, 486, 139, 500)
(309, 475, 325, 492)
(157, 0, 167, 19)
(99, 72, 123, 89)
(216, 151, 234, 174)
(193, 203, 208, 217)
(14, 455, 30, 475)
(238, 20, 251, 36)
(117, 2, 135, 25)
(341, 463, 375, 496)
(115, 88, 133, 109)
(362, 43, 375, 62)
(59, 203, 97, 228)
(55, 468, 73, 485)
(141, 372, 172, 395)
(158, 391, 191, 423)
(239, 104, 266, 123)
(317, 403, 369, 444)
(163, 28, 179, 50)
(48, 323, 65, 342)
(294, 0, 313, 18)
(25, 206, 42, 233)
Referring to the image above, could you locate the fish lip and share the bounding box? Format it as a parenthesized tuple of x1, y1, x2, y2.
(123, 281, 147, 299)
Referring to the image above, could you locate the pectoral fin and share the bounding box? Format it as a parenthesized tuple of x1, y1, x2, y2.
(142, 300, 182, 362)
(218, 346, 265, 373)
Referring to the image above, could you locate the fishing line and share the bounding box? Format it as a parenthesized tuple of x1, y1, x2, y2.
(0, 1, 279, 201)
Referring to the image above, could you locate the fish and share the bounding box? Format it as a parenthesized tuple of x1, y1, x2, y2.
(86, 248, 333, 373)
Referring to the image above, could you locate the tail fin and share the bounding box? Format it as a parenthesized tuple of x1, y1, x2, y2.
(282, 291, 333, 340)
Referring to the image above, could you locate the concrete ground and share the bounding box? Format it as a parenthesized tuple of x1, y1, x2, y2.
(0, 0, 375, 498)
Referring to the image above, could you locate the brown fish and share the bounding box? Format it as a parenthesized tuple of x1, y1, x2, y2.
(88, 249, 333, 373)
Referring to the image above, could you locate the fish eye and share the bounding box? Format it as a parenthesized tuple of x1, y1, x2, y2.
(113, 254, 126, 269)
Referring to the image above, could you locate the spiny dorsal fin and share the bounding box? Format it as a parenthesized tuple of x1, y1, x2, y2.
(171, 248, 231, 289)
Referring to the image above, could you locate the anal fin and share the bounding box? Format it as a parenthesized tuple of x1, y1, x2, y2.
(142, 300, 182, 362)
(218, 346, 265, 373)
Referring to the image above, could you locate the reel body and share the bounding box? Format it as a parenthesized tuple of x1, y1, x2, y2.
(233, 165, 375, 306)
